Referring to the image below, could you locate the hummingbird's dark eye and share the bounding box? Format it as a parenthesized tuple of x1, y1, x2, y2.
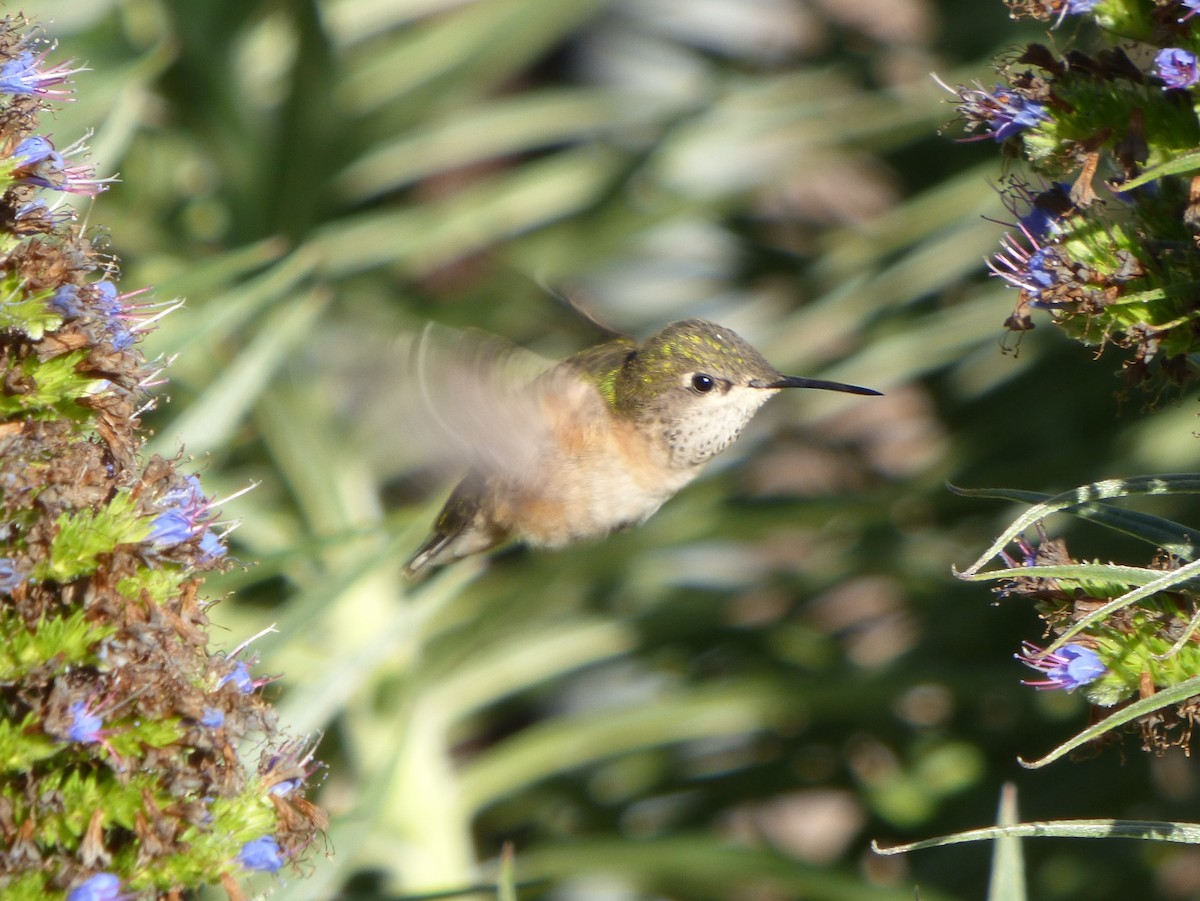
(690, 373, 716, 393)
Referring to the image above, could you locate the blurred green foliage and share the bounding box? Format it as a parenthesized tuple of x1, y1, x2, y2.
(25, 0, 1200, 898)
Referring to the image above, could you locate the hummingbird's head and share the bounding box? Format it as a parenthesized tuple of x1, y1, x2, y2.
(615, 319, 879, 469)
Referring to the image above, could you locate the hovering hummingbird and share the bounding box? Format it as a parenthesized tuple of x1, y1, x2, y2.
(403, 318, 880, 578)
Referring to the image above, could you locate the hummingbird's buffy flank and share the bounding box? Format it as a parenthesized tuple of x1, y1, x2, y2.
(403, 319, 880, 578)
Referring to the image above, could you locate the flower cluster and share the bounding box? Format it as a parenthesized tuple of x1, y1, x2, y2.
(945, 1, 1200, 390)
(0, 16, 324, 900)
(992, 534, 1200, 752)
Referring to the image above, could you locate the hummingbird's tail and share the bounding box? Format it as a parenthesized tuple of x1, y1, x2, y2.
(403, 474, 505, 579)
(402, 534, 451, 580)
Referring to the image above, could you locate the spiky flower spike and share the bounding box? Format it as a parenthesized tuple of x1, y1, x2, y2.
(0, 16, 325, 900)
(945, 0, 1200, 391)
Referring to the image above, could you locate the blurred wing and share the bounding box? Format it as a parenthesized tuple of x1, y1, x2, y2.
(407, 323, 560, 479)
(319, 321, 567, 484)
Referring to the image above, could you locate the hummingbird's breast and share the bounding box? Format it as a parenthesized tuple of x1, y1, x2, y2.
(488, 375, 698, 548)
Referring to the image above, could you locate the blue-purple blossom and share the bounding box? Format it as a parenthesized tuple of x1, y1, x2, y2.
(10, 134, 58, 167)
(148, 509, 193, 546)
(953, 84, 1049, 142)
(1024, 247, 1058, 290)
(147, 475, 227, 560)
(990, 180, 1073, 245)
(8, 133, 111, 195)
(67, 699, 104, 743)
(67, 873, 122, 901)
(0, 556, 23, 593)
(1018, 205, 1058, 239)
(198, 529, 226, 561)
(0, 48, 81, 96)
(49, 284, 85, 318)
(92, 280, 123, 317)
(269, 777, 301, 797)
(261, 736, 321, 798)
(1156, 48, 1200, 90)
(1064, 0, 1099, 13)
(12, 199, 71, 232)
(200, 707, 225, 729)
(238, 835, 284, 872)
(1180, 0, 1200, 22)
(1017, 642, 1106, 691)
(218, 660, 255, 694)
(990, 90, 1048, 140)
(50, 280, 176, 351)
(988, 231, 1070, 307)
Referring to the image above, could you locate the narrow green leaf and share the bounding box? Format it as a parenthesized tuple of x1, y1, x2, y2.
(874, 817, 1200, 855)
(1112, 149, 1200, 191)
(1017, 674, 1200, 768)
(953, 485, 1200, 560)
(988, 783, 1026, 901)
(954, 475, 1200, 576)
(496, 844, 517, 901)
(954, 561, 1163, 588)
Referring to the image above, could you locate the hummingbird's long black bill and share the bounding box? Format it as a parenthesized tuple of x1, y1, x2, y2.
(751, 376, 882, 396)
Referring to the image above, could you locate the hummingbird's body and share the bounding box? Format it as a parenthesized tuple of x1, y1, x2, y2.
(403, 319, 878, 578)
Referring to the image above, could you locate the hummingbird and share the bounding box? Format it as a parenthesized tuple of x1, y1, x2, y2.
(403, 318, 880, 578)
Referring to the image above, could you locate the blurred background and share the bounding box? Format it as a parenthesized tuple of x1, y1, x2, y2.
(25, 0, 1200, 898)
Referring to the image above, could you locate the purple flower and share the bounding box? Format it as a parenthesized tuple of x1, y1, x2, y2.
(1025, 247, 1058, 290)
(1018, 205, 1058, 239)
(50, 280, 179, 351)
(11, 134, 59, 167)
(67, 699, 105, 743)
(148, 509, 194, 546)
(1180, 0, 1200, 22)
(1156, 48, 1200, 90)
(218, 660, 255, 694)
(147, 475, 227, 560)
(92, 281, 123, 317)
(197, 529, 226, 562)
(8, 133, 112, 195)
(49, 282, 131, 346)
(989, 90, 1049, 140)
(67, 873, 122, 901)
(988, 232, 1065, 305)
(0, 49, 81, 96)
(1018, 642, 1106, 691)
(48, 285, 84, 318)
(261, 736, 322, 798)
(1064, 0, 1099, 13)
(0, 557, 24, 593)
(945, 81, 1050, 142)
(200, 707, 225, 729)
(269, 777, 301, 797)
(238, 836, 284, 872)
(13, 199, 71, 233)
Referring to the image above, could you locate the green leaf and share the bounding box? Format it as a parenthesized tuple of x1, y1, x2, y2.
(874, 817, 1200, 855)
(1017, 674, 1200, 768)
(988, 784, 1026, 901)
(954, 475, 1200, 576)
(1111, 149, 1200, 191)
(953, 484, 1200, 561)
